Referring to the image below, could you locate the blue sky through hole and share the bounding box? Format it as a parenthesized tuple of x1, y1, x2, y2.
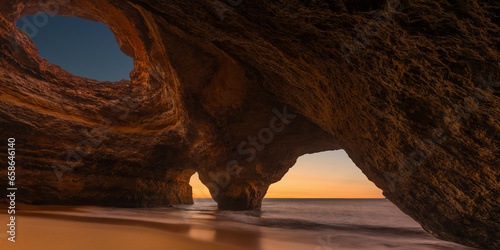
(16, 14, 133, 82)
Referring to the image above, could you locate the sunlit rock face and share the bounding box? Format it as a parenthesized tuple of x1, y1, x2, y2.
(0, 0, 498, 248)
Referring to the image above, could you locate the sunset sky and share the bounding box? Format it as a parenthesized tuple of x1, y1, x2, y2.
(19, 14, 384, 199)
(190, 150, 384, 198)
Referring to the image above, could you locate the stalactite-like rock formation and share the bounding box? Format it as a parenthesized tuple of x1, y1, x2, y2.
(0, 0, 498, 248)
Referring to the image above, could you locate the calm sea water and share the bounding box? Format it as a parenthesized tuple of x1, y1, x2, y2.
(41, 199, 475, 250)
(175, 198, 474, 249)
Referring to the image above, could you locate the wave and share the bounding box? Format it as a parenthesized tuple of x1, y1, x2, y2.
(198, 210, 427, 237)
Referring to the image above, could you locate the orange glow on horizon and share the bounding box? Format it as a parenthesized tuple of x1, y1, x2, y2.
(190, 150, 384, 199)
(190, 172, 212, 198)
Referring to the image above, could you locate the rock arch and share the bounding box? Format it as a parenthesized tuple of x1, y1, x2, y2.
(0, 0, 498, 248)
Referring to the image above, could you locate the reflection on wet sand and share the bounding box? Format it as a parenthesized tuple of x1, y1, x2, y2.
(0, 203, 475, 250)
(0, 204, 262, 250)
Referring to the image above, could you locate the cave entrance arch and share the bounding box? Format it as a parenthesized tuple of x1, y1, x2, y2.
(187, 150, 383, 206)
(189, 172, 218, 208)
(15, 13, 134, 82)
(265, 150, 383, 198)
(190, 172, 213, 199)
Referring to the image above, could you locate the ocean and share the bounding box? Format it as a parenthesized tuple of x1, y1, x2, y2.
(178, 198, 475, 249)
(12, 198, 476, 250)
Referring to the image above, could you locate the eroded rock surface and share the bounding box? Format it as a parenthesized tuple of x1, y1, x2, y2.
(0, 0, 498, 248)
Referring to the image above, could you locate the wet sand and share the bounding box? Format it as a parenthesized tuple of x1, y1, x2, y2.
(0, 203, 476, 250)
(1, 216, 248, 250)
(0, 205, 245, 250)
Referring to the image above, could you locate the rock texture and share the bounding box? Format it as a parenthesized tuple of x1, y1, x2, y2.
(0, 0, 498, 248)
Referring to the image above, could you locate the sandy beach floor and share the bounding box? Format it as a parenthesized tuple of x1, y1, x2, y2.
(0, 205, 248, 250)
(0, 203, 476, 250)
(1, 216, 248, 250)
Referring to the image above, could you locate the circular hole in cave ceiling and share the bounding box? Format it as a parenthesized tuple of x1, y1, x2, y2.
(16, 13, 134, 82)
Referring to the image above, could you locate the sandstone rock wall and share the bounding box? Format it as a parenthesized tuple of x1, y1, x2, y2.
(0, 0, 498, 248)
